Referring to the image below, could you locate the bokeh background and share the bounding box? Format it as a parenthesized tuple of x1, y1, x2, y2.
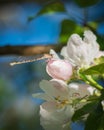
(0, 0, 104, 130)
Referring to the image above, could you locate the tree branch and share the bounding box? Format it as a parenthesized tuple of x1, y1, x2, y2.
(0, 44, 64, 56)
(0, 0, 49, 3)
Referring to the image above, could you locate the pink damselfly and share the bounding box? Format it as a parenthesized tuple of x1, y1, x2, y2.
(10, 54, 52, 66)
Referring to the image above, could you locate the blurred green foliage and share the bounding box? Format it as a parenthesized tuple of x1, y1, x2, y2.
(59, 19, 84, 44)
(28, 1, 66, 21)
(28, 0, 104, 50)
(73, 0, 100, 7)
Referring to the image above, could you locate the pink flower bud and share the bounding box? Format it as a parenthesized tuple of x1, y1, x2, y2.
(46, 59, 73, 81)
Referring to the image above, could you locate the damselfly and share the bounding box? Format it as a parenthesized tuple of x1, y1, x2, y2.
(10, 54, 52, 66)
(10, 49, 59, 66)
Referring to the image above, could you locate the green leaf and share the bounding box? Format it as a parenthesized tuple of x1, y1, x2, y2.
(87, 22, 98, 30)
(85, 103, 104, 130)
(94, 56, 104, 65)
(72, 101, 98, 122)
(28, 1, 66, 21)
(73, 0, 100, 7)
(100, 89, 104, 100)
(59, 19, 76, 43)
(83, 63, 104, 75)
(97, 35, 104, 50)
(85, 113, 104, 130)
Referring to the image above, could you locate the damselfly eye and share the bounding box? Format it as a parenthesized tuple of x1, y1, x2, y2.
(10, 54, 52, 66)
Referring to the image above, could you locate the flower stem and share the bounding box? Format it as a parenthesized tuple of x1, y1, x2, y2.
(79, 73, 103, 91)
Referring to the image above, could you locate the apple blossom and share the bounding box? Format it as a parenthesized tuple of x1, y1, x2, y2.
(33, 79, 74, 130)
(68, 82, 95, 109)
(61, 30, 100, 68)
(68, 82, 95, 98)
(46, 59, 73, 81)
(40, 102, 73, 130)
(33, 79, 95, 130)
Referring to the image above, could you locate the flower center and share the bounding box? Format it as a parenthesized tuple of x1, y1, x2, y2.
(54, 96, 70, 108)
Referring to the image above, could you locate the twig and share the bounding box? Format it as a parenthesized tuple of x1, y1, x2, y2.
(0, 44, 64, 56)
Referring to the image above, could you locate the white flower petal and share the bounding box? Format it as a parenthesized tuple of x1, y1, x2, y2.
(68, 83, 95, 98)
(95, 51, 104, 58)
(40, 102, 74, 123)
(50, 49, 60, 59)
(87, 86, 95, 95)
(101, 100, 104, 111)
(61, 46, 68, 58)
(61, 30, 100, 67)
(83, 30, 96, 43)
(40, 102, 74, 130)
(32, 93, 53, 101)
(39, 79, 69, 100)
(67, 34, 88, 66)
(60, 46, 76, 66)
